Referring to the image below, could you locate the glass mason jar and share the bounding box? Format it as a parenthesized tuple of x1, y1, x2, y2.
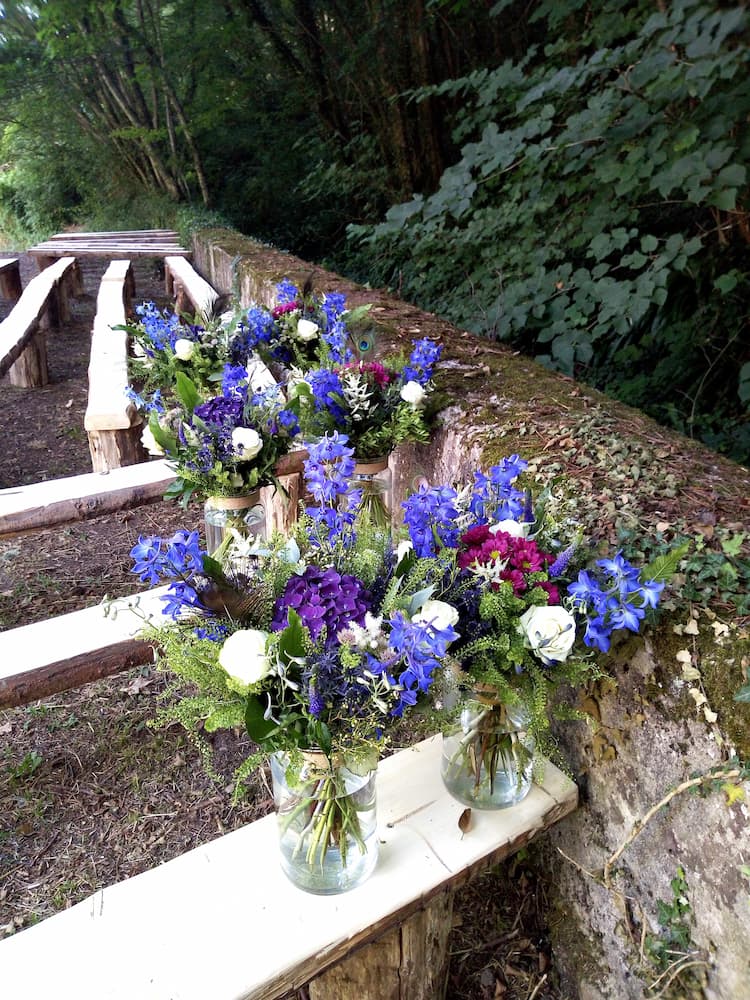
(441, 691, 534, 810)
(203, 492, 267, 560)
(270, 749, 379, 895)
(348, 457, 392, 534)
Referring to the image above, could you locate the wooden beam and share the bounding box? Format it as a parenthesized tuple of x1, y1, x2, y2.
(0, 736, 577, 998)
(0, 459, 176, 537)
(0, 589, 168, 709)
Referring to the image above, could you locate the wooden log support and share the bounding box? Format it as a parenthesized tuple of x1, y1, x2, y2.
(0, 256, 79, 387)
(84, 260, 147, 472)
(0, 257, 22, 301)
(0, 736, 577, 999)
(164, 254, 219, 321)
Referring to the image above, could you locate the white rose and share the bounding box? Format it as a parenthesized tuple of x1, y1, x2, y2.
(173, 338, 195, 361)
(395, 539, 413, 563)
(518, 605, 577, 666)
(296, 318, 319, 342)
(399, 380, 426, 407)
(232, 427, 263, 461)
(490, 519, 531, 538)
(413, 599, 460, 633)
(140, 424, 165, 456)
(218, 629, 271, 686)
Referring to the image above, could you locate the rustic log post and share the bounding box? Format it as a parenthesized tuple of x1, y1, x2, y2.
(87, 423, 149, 473)
(7, 326, 49, 387)
(308, 893, 454, 1000)
(0, 261, 22, 302)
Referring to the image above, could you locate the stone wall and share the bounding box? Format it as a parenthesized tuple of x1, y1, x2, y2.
(192, 228, 750, 1000)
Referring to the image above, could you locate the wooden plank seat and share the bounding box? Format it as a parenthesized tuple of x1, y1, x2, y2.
(28, 230, 190, 271)
(84, 259, 146, 472)
(0, 449, 306, 540)
(0, 587, 166, 710)
(164, 254, 219, 321)
(0, 458, 176, 538)
(0, 733, 577, 999)
(0, 256, 22, 302)
(0, 256, 81, 388)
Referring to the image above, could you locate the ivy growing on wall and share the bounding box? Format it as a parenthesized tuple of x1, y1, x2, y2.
(350, 0, 750, 462)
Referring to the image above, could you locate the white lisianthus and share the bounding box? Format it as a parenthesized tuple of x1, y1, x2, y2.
(413, 599, 460, 633)
(400, 380, 426, 408)
(395, 538, 413, 563)
(232, 427, 263, 461)
(296, 318, 319, 342)
(218, 629, 272, 686)
(140, 424, 165, 456)
(173, 338, 195, 361)
(518, 605, 577, 666)
(490, 519, 531, 539)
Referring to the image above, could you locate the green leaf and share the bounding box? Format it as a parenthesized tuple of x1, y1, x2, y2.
(148, 411, 177, 454)
(708, 188, 737, 211)
(721, 533, 745, 558)
(244, 694, 277, 743)
(278, 608, 306, 670)
(714, 272, 739, 295)
(643, 540, 691, 582)
(175, 371, 201, 414)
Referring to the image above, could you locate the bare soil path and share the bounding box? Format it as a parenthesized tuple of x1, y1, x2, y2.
(0, 253, 563, 1000)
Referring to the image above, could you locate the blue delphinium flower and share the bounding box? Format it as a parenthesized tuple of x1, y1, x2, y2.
(385, 612, 458, 716)
(275, 279, 299, 305)
(307, 369, 346, 422)
(303, 433, 356, 504)
(402, 484, 461, 557)
(402, 338, 442, 386)
(567, 552, 664, 652)
(221, 363, 248, 397)
(235, 306, 275, 357)
(130, 530, 207, 619)
(469, 455, 527, 521)
(135, 301, 182, 351)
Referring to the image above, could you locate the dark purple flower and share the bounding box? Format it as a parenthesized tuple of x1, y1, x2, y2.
(272, 565, 370, 644)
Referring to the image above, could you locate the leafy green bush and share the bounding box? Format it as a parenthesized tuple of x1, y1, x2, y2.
(350, 0, 750, 463)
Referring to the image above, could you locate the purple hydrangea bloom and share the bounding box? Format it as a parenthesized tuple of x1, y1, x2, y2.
(272, 565, 371, 645)
(194, 393, 244, 428)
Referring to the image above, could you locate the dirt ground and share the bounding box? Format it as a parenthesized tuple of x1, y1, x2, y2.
(0, 253, 564, 1000)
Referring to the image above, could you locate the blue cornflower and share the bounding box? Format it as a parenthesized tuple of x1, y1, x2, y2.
(402, 338, 442, 386)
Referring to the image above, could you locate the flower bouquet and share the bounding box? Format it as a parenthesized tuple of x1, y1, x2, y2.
(396, 455, 670, 808)
(129, 436, 460, 892)
(252, 277, 376, 372)
(140, 367, 302, 555)
(289, 337, 443, 528)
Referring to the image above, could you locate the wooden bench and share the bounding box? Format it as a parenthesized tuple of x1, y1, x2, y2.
(0, 458, 176, 538)
(84, 260, 148, 472)
(0, 733, 577, 999)
(28, 230, 191, 271)
(164, 254, 219, 321)
(0, 588, 166, 709)
(0, 256, 81, 387)
(0, 256, 22, 302)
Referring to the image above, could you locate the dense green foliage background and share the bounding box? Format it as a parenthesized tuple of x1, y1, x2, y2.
(1, 0, 748, 462)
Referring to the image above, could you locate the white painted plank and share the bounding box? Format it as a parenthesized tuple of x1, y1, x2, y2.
(0, 459, 177, 535)
(0, 737, 576, 1000)
(0, 588, 168, 680)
